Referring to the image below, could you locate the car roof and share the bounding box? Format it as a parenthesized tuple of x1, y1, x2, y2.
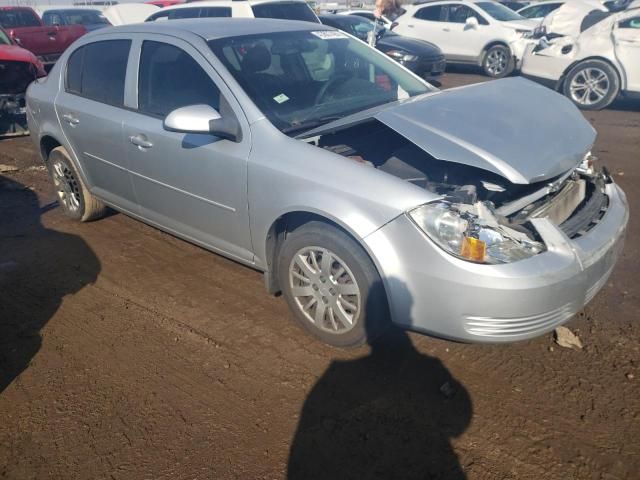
(90, 17, 332, 40)
(156, 0, 308, 12)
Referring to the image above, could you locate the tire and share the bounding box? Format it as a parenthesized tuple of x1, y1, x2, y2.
(47, 146, 107, 222)
(482, 44, 514, 78)
(277, 221, 389, 347)
(562, 60, 620, 110)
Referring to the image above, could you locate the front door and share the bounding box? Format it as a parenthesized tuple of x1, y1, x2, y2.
(614, 14, 640, 93)
(121, 37, 253, 262)
(440, 3, 492, 61)
(55, 38, 138, 211)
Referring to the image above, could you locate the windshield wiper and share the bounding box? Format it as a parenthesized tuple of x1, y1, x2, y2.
(282, 116, 343, 135)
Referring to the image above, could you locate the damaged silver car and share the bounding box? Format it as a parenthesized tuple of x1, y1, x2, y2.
(26, 19, 628, 346)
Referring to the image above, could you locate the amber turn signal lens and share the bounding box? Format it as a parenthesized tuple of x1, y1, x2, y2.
(460, 236, 486, 263)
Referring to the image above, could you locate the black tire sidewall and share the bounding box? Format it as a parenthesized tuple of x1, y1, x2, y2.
(563, 60, 620, 110)
(277, 222, 388, 347)
(483, 45, 514, 78)
(47, 148, 85, 221)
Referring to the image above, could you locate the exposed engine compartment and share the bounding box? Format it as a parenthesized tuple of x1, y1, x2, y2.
(0, 60, 37, 94)
(308, 120, 609, 247)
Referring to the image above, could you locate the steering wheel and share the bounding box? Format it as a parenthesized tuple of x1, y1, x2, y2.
(314, 75, 350, 105)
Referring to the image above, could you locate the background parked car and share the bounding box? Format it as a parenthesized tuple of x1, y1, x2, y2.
(0, 6, 86, 66)
(337, 8, 396, 25)
(41, 8, 111, 32)
(393, 0, 537, 77)
(319, 13, 446, 82)
(521, 7, 640, 109)
(0, 27, 45, 136)
(145, 0, 320, 22)
(517, 0, 565, 20)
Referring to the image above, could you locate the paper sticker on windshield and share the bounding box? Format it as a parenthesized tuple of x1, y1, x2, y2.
(273, 93, 289, 104)
(311, 30, 347, 40)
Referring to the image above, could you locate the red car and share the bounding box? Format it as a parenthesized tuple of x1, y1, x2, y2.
(0, 6, 86, 66)
(0, 27, 45, 136)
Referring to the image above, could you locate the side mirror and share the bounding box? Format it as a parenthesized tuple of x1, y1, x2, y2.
(465, 16, 479, 29)
(163, 102, 241, 142)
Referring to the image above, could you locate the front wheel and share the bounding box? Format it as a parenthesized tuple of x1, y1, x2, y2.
(277, 221, 389, 347)
(482, 45, 514, 78)
(562, 60, 620, 110)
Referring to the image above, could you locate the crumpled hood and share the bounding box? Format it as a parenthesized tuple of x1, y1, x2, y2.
(373, 78, 595, 184)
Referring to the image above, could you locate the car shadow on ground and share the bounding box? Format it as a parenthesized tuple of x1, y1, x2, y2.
(0, 175, 100, 393)
(288, 278, 473, 480)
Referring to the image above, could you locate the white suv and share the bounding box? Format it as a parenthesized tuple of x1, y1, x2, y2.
(393, 0, 537, 77)
(145, 0, 319, 23)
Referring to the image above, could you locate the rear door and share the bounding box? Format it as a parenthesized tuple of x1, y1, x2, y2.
(395, 4, 449, 53)
(0, 9, 52, 56)
(614, 14, 640, 92)
(55, 38, 137, 211)
(120, 36, 253, 261)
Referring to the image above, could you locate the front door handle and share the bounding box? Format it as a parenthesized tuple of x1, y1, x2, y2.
(443, 27, 450, 32)
(62, 113, 79, 126)
(129, 134, 153, 149)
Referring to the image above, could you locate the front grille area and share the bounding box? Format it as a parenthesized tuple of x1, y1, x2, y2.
(560, 185, 609, 239)
(464, 302, 577, 338)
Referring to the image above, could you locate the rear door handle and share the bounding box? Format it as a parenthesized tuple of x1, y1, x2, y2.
(443, 27, 450, 32)
(129, 134, 153, 149)
(62, 113, 79, 126)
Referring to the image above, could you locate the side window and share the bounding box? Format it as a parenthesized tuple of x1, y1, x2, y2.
(620, 17, 640, 29)
(43, 12, 64, 25)
(146, 11, 170, 22)
(169, 8, 204, 19)
(65, 40, 131, 106)
(138, 41, 220, 118)
(199, 7, 232, 17)
(0, 10, 41, 27)
(415, 5, 444, 21)
(447, 5, 488, 24)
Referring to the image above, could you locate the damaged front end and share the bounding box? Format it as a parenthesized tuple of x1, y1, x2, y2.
(308, 119, 609, 265)
(0, 59, 40, 137)
(301, 77, 613, 266)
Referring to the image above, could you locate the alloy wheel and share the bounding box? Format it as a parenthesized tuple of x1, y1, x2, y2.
(288, 247, 361, 334)
(569, 68, 610, 106)
(485, 49, 508, 76)
(51, 160, 81, 213)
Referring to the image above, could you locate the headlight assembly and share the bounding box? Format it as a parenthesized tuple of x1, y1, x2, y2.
(386, 50, 418, 62)
(408, 201, 545, 264)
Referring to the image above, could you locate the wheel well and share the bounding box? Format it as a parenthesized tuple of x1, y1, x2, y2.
(40, 136, 61, 163)
(481, 41, 510, 62)
(559, 56, 622, 91)
(263, 211, 378, 296)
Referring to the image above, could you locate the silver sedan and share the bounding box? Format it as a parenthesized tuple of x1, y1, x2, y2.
(26, 19, 628, 346)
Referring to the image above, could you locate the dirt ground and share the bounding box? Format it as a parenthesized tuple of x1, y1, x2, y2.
(1, 71, 639, 480)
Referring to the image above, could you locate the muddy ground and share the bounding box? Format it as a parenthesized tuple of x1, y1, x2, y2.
(0, 71, 639, 480)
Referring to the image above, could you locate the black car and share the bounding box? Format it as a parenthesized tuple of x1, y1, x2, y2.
(318, 14, 446, 82)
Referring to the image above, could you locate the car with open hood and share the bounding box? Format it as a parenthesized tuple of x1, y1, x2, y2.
(1, 27, 45, 136)
(521, 7, 640, 109)
(26, 19, 628, 346)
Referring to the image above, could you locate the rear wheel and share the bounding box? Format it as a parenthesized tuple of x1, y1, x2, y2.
(563, 60, 620, 110)
(277, 221, 388, 347)
(47, 146, 107, 222)
(482, 44, 514, 78)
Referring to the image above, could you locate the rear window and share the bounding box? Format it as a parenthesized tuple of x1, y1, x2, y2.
(66, 40, 131, 107)
(251, 2, 319, 23)
(0, 9, 41, 28)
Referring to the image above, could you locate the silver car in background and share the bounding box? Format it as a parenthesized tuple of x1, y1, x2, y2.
(26, 19, 628, 347)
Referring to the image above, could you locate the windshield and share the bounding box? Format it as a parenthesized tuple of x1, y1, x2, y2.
(476, 2, 525, 21)
(208, 30, 431, 134)
(251, 2, 319, 23)
(63, 10, 109, 25)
